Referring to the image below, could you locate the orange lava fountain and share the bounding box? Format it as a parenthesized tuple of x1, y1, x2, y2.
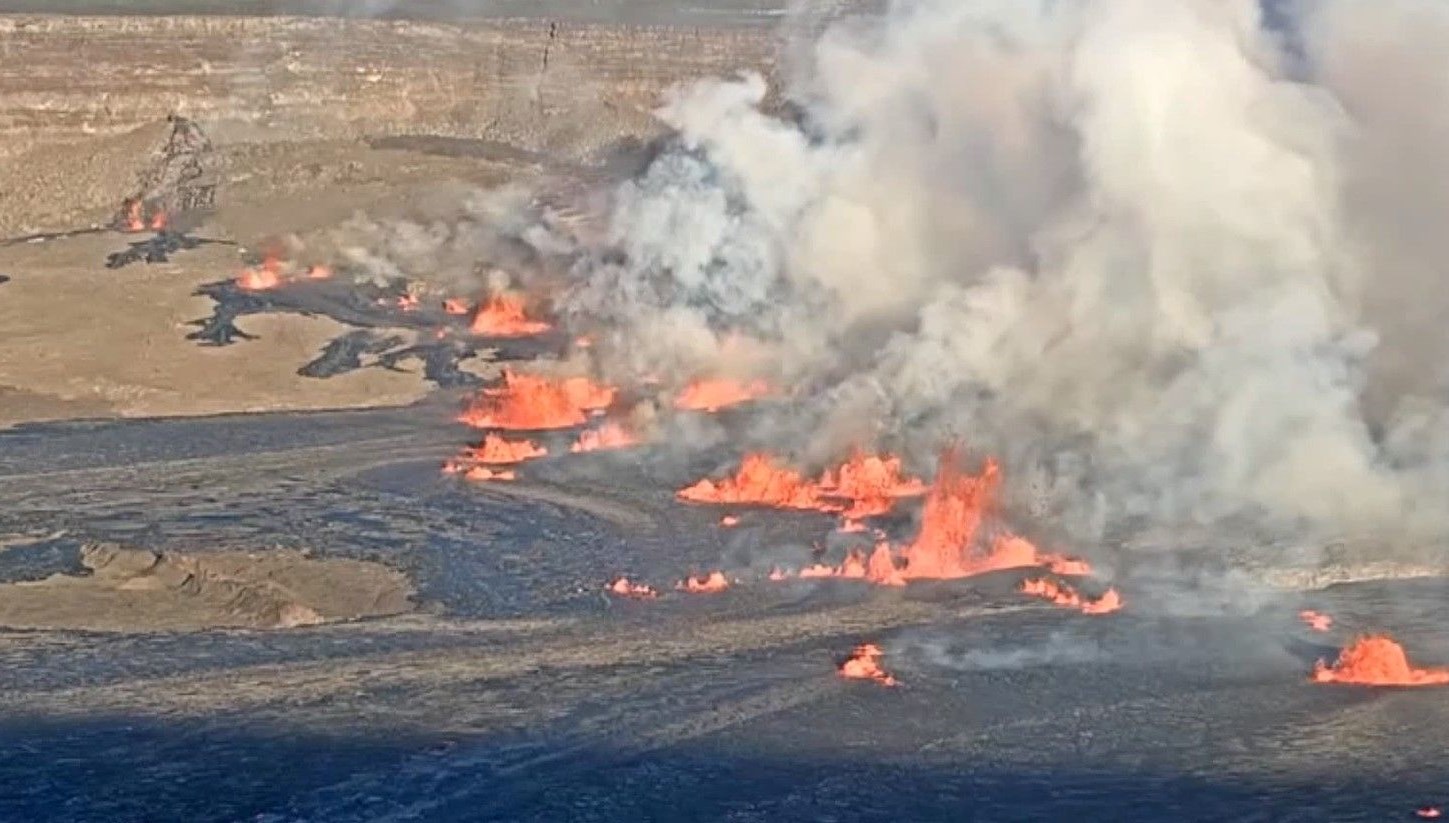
(1020, 578, 1123, 615)
(678, 453, 830, 510)
(121, 199, 146, 232)
(820, 451, 928, 518)
(893, 453, 1082, 581)
(677, 450, 927, 518)
(1312, 635, 1449, 686)
(470, 293, 552, 337)
(570, 421, 639, 453)
(447, 434, 547, 469)
(459, 370, 616, 430)
(236, 256, 284, 291)
(677, 571, 730, 594)
(750, 449, 1089, 588)
(674, 378, 771, 412)
(607, 577, 659, 599)
(839, 643, 898, 687)
(1299, 610, 1333, 632)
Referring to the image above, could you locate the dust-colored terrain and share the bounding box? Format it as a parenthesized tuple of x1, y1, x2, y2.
(0, 541, 414, 631)
(0, 12, 774, 427)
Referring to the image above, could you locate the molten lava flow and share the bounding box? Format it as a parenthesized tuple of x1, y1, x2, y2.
(1020, 578, 1123, 615)
(457, 434, 548, 466)
(1312, 635, 1449, 686)
(236, 256, 283, 291)
(443, 297, 470, 315)
(1047, 557, 1094, 576)
(677, 450, 928, 517)
(792, 543, 905, 587)
(674, 378, 771, 412)
(819, 451, 927, 519)
(570, 421, 638, 453)
(121, 199, 145, 232)
(889, 452, 1054, 581)
(462, 466, 515, 482)
(719, 515, 740, 527)
(607, 577, 658, 599)
(459, 370, 616, 430)
(678, 453, 832, 510)
(470, 293, 552, 337)
(677, 571, 730, 594)
(1299, 610, 1333, 632)
(839, 643, 898, 687)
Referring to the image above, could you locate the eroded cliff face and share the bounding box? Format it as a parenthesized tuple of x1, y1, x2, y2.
(0, 14, 776, 233)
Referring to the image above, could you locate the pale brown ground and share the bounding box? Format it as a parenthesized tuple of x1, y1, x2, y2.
(0, 542, 415, 631)
(0, 13, 775, 428)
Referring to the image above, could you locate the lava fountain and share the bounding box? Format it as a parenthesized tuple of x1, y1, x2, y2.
(469, 293, 552, 337)
(839, 643, 898, 687)
(459, 370, 616, 430)
(1312, 635, 1449, 686)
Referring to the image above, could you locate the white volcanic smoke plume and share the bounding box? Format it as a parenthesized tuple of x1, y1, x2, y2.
(559, 0, 1449, 550)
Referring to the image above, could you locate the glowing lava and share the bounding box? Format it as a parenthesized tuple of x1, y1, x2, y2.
(443, 297, 471, 315)
(1418, 808, 1443, 819)
(469, 293, 552, 337)
(570, 421, 639, 453)
(460, 466, 515, 482)
(236, 256, 284, 291)
(1312, 635, 1449, 686)
(719, 515, 740, 527)
(674, 378, 771, 412)
(607, 577, 658, 599)
(459, 370, 616, 430)
(449, 434, 548, 468)
(820, 451, 928, 518)
(1047, 557, 1094, 576)
(678, 454, 828, 510)
(677, 450, 926, 517)
(121, 199, 146, 232)
(677, 571, 730, 594)
(839, 643, 898, 687)
(1299, 610, 1333, 632)
(1020, 578, 1123, 615)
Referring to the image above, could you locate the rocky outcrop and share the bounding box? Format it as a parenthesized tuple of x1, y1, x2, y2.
(0, 542, 415, 631)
